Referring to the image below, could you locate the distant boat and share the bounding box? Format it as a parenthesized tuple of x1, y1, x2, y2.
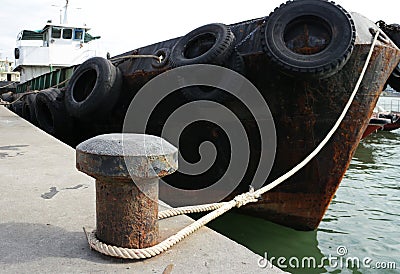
(2, 0, 106, 126)
(362, 106, 400, 139)
(12, 0, 106, 84)
(382, 115, 400, 131)
(0, 58, 20, 94)
(362, 117, 391, 139)
(374, 106, 400, 131)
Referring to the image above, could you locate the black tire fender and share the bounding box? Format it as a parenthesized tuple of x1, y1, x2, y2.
(65, 57, 122, 120)
(387, 63, 400, 92)
(36, 88, 73, 137)
(22, 93, 38, 125)
(393, 63, 400, 78)
(170, 23, 235, 67)
(261, 0, 356, 78)
(10, 100, 23, 116)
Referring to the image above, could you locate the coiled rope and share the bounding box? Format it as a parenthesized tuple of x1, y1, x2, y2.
(84, 30, 381, 259)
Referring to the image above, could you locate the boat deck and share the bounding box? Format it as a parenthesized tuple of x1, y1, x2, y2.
(0, 106, 284, 273)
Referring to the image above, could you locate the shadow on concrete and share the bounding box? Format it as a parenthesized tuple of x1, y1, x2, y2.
(0, 222, 134, 265)
(0, 145, 29, 159)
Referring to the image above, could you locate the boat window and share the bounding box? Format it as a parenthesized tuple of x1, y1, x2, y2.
(52, 27, 62, 39)
(74, 29, 84, 40)
(19, 30, 43, 41)
(63, 28, 73, 39)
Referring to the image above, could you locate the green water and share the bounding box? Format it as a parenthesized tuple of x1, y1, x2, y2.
(207, 98, 400, 273)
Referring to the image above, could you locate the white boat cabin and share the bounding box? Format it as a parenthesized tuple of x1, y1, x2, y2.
(14, 22, 106, 83)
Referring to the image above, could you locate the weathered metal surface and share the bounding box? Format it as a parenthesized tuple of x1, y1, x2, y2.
(76, 134, 178, 248)
(76, 134, 178, 180)
(234, 42, 400, 230)
(96, 178, 159, 248)
(152, 14, 400, 230)
(81, 14, 399, 231)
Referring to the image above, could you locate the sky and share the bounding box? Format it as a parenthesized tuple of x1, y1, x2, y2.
(0, 0, 399, 63)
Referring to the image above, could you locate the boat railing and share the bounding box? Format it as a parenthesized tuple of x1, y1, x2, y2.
(378, 98, 400, 113)
(16, 65, 77, 93)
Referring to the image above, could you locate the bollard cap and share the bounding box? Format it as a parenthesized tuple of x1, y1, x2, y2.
(76, 134, 178, 180)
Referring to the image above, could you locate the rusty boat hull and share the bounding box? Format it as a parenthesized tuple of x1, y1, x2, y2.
(234, 15, 400, 230)
(8, 1, 400, 231)
(156, 13, 400, 230)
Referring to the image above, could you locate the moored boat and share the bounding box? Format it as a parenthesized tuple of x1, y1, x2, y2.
(3, 1, 105, 136)
(6, 0, 400, 231)
(0, 57, 20, 94)
(362, 117, 391, 139)
(13, 1, 106, 87)
(382, 114, 400, 131)
(374, 106, 400, 131)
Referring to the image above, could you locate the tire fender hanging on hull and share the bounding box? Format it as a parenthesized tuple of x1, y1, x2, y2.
(22, 93, 38, 125)
(36, 88, 73, 139)
(261, 0, 356, 79)
(65, 57, 123, 121)
(170, 23, 245, 102)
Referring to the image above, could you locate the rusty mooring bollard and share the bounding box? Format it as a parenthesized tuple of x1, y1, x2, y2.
(76, 133, 178, 249)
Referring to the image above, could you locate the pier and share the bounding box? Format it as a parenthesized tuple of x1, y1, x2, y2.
(0, 106, 284, 273)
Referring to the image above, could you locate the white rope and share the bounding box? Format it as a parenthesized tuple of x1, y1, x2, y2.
(0, 90, 39, 106)
(158, 202, 229, 219)
(50, 78, 70, 89)
(84, 30, 381, 259)
(110, 54, 162, 63)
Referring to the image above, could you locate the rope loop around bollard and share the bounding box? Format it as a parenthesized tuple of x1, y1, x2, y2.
(84, 30, 381, 260)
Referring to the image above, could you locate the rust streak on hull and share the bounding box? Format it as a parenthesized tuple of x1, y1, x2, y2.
(235, 43, 400, 230)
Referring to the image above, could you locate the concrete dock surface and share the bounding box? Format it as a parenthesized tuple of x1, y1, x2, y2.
(0, 106, 284, 273)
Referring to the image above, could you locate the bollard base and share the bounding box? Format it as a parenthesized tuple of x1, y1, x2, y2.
(96, 178, 159, 249)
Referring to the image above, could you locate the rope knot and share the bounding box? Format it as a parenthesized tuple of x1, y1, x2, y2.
(233, 186, 260, 208)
